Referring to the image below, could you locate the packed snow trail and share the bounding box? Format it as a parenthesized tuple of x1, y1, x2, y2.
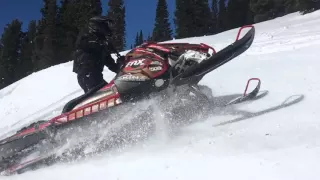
(1, 11, 320, 179)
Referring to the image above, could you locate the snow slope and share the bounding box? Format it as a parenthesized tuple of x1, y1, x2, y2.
(1, 11, 320, 180)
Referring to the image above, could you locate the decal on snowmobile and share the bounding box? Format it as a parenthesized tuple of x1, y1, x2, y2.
(147, 44, 170, 53)
(149, 66, 162, 72)
(74, 89, 115, 109)
(125, 59, 146, 68)
(128, 48, 164, 60)
(150, 61, 162, 66)
(118, 74, 149, 81)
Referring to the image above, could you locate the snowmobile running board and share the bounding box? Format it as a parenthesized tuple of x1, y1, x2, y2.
(0, 85, 122, 162)
(9, 86, 121, 136)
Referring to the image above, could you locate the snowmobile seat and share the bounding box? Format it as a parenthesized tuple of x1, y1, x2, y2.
(62, 82, 108, 113)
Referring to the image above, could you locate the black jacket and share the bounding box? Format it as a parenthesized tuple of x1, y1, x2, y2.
(73, 28, 119, 75)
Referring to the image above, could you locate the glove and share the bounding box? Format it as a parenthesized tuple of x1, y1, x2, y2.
(108, 63, 120, 73)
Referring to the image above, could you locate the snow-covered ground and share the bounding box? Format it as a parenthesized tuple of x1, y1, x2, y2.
(1, 11, 320, 180)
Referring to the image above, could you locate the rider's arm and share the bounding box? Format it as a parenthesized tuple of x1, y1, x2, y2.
(104, 53, 119, 73)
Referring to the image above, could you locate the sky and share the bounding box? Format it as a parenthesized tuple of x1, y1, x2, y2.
(0, 0, 176, 50)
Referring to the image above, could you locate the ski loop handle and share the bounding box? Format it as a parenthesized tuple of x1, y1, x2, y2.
(236, 25, 254, 41)
(243, 78, 261, 96)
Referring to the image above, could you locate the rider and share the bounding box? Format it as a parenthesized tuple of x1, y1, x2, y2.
(73, 16, 124, 93)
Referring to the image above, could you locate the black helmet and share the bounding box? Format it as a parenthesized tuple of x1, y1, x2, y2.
(88, 16, 114, 38)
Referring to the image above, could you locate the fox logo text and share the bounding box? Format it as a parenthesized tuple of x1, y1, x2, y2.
(126, 59, 145, 67)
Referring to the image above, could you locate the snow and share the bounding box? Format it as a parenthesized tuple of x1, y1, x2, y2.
(1, 11, 320, 179)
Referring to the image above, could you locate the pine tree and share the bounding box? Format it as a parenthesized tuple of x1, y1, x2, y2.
(175, 0, 194, 38)
(76, 0, 103, 29)
(217, 0, 228, 32)
(107, 0, 126, 51)
(91, 0, 103, 15)
(227, 0, 252, 30)
(134, 32, 139, 47)
(0, 43, 2, 70)
(56, 0, 103, 63)
(250, 0, 276, 23)
(139, 30, 144, 45)
(212, 0, 218, 17)
(19, 20, 37, 78)
(133, 30, 144, 47)
(0, 43, 4, 89)
(210, 0, 219, 34)
(276, 0, 286, 16)
(298, 0, 320, 14)
(56, 0, 77, 63)
(284, 0, 299, 13)
(147, 34, 152, 41)
(249, 0, 305, 22)
(192, 0, 212, 36)
(0, 19, 22, 88)
(0, 42, 2, 56)
(152, 0, 172, 42)
(175, 0, 220, 38)
(34, 0, 58, 71)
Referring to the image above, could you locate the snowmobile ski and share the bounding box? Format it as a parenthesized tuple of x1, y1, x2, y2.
(1, 153, 55, 175)
(0, 121, 55, 163)
(226, 78, 261, 106)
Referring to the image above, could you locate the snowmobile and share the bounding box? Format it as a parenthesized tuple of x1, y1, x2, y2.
(0, 25, 260, 175)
